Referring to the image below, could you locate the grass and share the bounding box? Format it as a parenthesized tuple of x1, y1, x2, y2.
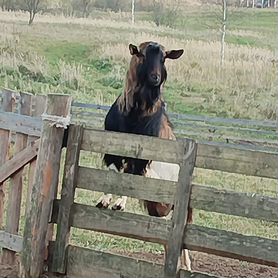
(0, 7, 277, 118)
(0, 5, 277, 260)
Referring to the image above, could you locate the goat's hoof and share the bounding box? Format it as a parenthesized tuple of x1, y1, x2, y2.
(111, 204, 125, 211)
(96, 201, 110, 209)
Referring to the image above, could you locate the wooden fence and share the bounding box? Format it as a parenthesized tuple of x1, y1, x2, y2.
(0, 88, 277, 278)
(70, 102, 277, 149)
(0, 89, 47, 268)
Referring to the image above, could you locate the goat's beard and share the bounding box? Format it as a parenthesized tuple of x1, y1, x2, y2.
(139, 84, 161, 110)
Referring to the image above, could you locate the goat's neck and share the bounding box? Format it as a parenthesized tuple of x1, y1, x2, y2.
(134, 84, 163, 114)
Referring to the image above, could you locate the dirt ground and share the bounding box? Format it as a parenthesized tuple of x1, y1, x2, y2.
(114, 250, 277, 278)
(0, 251, 277, 278)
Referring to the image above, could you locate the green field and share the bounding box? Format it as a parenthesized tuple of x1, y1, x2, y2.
(0, 7, 277, 119)
(0, 6, 277, 259)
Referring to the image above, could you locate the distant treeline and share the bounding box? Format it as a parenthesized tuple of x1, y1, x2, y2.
(1, 0, 276, 25)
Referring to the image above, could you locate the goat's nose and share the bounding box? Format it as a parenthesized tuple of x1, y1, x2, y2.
(151, 73, 160, 82)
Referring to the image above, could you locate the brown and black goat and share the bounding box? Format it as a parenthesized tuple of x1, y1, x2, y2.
(97, 41, 192, 270)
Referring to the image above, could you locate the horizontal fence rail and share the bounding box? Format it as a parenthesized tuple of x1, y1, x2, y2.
(1, 90, 277, 147)
(81, 128, 278, 179)
(65, 245, 220, 278)
(71, 102, 276, 129)
(0, 231, 23, 253)
(77, 166, 176, 204)
(51, 201, 278, 267)
(190, 185, 278, 222)
(70, 101, 277, 148)
(0, 111, 41, 137)
(76, 167, 278, 223)
(81, 129, 185, 164)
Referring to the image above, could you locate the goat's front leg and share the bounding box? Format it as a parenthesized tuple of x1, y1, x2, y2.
(96, 193, 113, 209)
(96, 164, 120, 209)
(164, 245, 192, 273)
(112, 196, 128, 211)
(181, 249, 192, 271)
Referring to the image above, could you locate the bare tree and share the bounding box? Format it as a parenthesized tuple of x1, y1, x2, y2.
(220, 0, 227, 67)
(252, 0, 255, 8)
(131, 0, 135, 24)
(23, 0, 41, 25)
(81, 0, 91, 17)
(151, 0, 180, 27)
(1, 0, 18, 11)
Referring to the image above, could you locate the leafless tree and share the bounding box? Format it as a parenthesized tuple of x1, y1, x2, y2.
(81, 0, 91, 17)
(152, 0, 180, 27)
(131, 0, 135, 24)
(220, 0, 227, 67)
(23, 0, 41, 25)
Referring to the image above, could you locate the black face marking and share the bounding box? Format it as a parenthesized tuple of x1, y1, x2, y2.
(137, 43, 167, 88)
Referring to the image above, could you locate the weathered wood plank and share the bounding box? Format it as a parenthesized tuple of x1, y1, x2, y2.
(0, 111, 42, 136)
(0, 230, 23, 252)
(196, 142, 278, 179)
(67, 245, 223, 278)
(81, 128, 185, 164)
(52, 125, 83, 273)
(77, 168, 277, 222)
(191, 185, 278, 223)
(22, 94, 72, 278)
(73, 117, 278, 148)
(81, 129, 277, 178)
(71, 108, 277, 138)
(69, 202, 169, 244)
(25, 95, 47, 222)
(176, 129, 278, 147)
(0, 139, 40, 184)
(172, 119, 276, 137)
(164, 140, 197, 278)
(52, 202, 278, 267)
(72, 112, 278, 153)
(0, 90, 13, 227)
(77, 166, 176, 204)
(185, 225, 278, 267)
(3, 92, 32, 265)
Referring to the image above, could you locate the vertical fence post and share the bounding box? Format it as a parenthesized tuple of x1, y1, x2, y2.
(164, 140, 197, 278)
(25, 95, 47, 217)
(52, 124, 83, 274)
(22, 94, 72, 278)
(0, 89, 14, 228)
(2, 92, 32, 265)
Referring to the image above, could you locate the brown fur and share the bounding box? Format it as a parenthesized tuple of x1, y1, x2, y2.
(153, 113, 193, 222)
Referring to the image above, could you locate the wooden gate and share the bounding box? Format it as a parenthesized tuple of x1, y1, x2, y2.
(50, 125, 197, 278)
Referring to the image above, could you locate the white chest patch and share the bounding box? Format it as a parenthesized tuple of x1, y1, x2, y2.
(145, 161, 180, 182)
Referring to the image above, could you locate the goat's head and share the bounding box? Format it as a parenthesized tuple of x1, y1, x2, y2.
(129, 41, 184, 88)
(119, 42, 183, 113)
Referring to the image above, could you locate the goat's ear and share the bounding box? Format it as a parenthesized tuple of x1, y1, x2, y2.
(165, 49, 184, 60)
(129, 44, 140, 56)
